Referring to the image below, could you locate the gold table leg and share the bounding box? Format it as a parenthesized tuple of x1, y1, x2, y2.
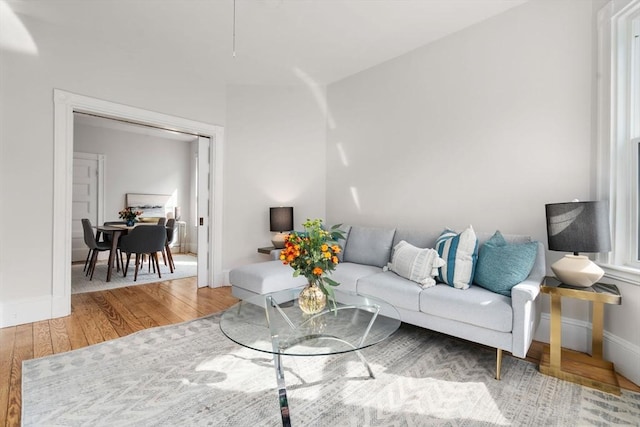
(549, 294, 562, 369)
(592, 301, 604, 359)
(539, 290, 620, 395)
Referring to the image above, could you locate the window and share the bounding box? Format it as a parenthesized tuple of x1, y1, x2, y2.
(597, 0, 640, 284)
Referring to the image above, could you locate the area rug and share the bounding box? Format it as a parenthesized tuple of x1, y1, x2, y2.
(22, 315, 640, 426)
(72, 253, 197, 294)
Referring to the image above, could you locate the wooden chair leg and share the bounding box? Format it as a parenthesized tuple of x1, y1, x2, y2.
(117, 249, 124, 273)
(89, 250, 99, 281)
(148, 253, 156, 273)
(165, 244, 175, 273)
(83, 249, 92, 272)
(123, 253, 131, 277)
(134, 253, 140, 281)
(154, 253, 162, 279)
(85, 249, 95, 276)
(496, 348, 503, 380)
(161, 249, 168, 266)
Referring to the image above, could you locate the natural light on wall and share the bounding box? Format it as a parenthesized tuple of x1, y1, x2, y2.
(350, 186, 361, 212)
(335, 142, 349, 167)
(0, 1, 38, 55)
(293, 66, 336, 130)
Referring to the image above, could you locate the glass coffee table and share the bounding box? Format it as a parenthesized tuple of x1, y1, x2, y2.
(220, 288, 401, 426)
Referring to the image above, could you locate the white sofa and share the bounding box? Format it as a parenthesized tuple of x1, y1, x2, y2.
(230, 225, 546, 379)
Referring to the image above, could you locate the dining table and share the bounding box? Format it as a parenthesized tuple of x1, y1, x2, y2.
(95, 223, 172, 282)
(95, 224, 130, 282)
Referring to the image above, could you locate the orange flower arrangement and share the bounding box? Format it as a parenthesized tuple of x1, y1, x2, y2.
(280, 218, 345, 304)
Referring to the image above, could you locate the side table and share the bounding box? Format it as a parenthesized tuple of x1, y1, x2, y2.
(539, 277, 621, 395)
(257, 246, 276, 255)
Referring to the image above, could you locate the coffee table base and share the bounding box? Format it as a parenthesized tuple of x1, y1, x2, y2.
(271, 339, 375, 427)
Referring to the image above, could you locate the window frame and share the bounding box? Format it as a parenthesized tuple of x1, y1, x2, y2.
(596, 0, 640, 285)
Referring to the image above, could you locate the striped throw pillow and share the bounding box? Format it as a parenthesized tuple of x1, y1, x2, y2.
(436, 226, 479, 290)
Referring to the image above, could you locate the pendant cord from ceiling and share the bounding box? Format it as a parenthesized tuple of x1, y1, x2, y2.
(233, 0, 236, 57)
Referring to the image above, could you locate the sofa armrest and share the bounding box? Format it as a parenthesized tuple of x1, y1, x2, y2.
(510, 241, 545, 358)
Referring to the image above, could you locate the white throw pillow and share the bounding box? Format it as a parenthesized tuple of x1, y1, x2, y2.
(386, 240, 445, 288)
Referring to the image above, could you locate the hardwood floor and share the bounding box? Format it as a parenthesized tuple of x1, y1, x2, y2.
(1, 280, 638, 427)
(0, 278, 239, 427)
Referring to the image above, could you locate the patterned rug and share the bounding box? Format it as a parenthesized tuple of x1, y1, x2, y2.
(72, 253, 197, 294)
(22, 314, 640, 426)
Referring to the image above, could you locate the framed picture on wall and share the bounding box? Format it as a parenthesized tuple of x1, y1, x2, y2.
(126, 193, 173, 219)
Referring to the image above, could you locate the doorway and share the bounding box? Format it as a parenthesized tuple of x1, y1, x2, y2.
(71, 114, 205, 291)
(71, 152, 105, 262)
(52, 90, 224, 319)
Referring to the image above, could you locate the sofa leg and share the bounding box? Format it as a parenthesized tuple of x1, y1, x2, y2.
(496, 348, 503, 380)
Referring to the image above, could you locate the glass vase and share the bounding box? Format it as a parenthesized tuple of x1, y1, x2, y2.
(298, 282, 327, 314)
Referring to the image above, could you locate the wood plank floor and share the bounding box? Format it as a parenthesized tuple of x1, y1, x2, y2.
(0, 278, 239, 427)
(1, 279, 638, 427)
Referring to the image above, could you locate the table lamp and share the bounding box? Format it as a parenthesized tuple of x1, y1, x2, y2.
(270, 207, 293, 249)
(545, 200, 611, 287)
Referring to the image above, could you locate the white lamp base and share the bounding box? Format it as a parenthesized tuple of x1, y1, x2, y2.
(271, 232, 288, 249)
(551, 254, 604, 287)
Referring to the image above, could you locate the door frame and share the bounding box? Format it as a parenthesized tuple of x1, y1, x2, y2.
(71, 152, 105, 261)
(52, 89, 225, 319)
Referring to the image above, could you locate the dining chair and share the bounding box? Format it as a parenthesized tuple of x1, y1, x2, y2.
(162, 218, 176, 273)
(81, 218, 112, 280)
(138, 217, 165, 271)
(119, 225, 167, 281)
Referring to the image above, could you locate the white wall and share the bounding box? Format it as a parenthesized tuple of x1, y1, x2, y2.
(223, 85, 327, 271)
(326, 0, 640, 383)
(74, 121, 194, 229)
(0, 12, 225, 308)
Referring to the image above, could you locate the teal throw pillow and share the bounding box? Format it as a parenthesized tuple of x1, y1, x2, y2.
(474, 231, 538, 296)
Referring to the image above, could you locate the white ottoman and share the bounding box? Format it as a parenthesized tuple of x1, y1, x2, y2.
(229, 260, 307, 299)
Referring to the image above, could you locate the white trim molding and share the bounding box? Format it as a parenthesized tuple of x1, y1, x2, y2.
(535, 313, 640, 386)
(596, 0, 640, 277)
(47, 89, 225, 324)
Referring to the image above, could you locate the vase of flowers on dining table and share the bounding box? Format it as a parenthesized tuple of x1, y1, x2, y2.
(119, 207, 143, 226)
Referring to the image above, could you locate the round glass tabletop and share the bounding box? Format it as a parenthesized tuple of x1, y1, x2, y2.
(220, 288, 401, 357)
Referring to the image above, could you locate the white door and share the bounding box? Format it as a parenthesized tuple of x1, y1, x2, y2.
(196, 136, 210, 288)
(71, 153, 104, 262)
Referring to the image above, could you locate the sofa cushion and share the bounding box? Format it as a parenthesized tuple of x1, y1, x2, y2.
(343, 226, 396, 268)
(435, 226, 478, 290)
(419, 284, 513, 332)
(386, 240, 445, 288)
(392, 229, 440, 249)
(474, 231, 538, 296)
(229, 261, 307, 294)
(334, 225, 351, 262)
(357, 271, 423, 312)
(329, 262, 381, 293)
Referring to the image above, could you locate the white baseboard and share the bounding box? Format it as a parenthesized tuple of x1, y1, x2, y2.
(535, 313, 640, 386)
(0, 295, 56, 328)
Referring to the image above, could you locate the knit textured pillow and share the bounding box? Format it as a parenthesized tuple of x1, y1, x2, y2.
(386, 240, 445, 288)
(435, 226, 478, 290)
(474, 231, 538, 296)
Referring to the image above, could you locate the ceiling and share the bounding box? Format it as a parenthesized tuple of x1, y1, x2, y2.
(6, 0, 528, 86)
